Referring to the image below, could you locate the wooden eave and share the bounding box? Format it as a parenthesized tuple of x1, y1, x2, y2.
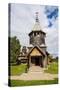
(27, 46, 46, 57)
(29, 30, 46, 36)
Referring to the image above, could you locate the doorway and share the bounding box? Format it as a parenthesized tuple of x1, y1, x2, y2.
(35, 57, 40, 66)
(31, 56, 43, 67)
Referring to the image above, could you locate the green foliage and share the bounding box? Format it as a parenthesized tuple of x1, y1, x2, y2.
(9, 36, 21, 63)
(10, 78, 58, 86)
(45, 62, 58, 74)
(10, 64, 27, 75)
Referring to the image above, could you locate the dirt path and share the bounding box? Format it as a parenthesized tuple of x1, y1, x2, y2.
(10, 66, 58, 80)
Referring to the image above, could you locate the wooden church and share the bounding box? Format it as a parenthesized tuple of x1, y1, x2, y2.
(27, 12, 47, 68)
(18, 12, 51, 68)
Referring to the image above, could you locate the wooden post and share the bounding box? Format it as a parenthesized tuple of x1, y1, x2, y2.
(43, 55, 47, 68)
(39, 56, 40, 67)
(42, 56, 43, 67)
(29, 56, 32, 67)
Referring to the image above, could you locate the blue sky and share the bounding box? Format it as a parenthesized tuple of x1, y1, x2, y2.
(10, 4, 58, 56)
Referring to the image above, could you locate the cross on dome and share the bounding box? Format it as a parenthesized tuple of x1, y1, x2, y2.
(32, 12, 41, 31)
(36, 12, 39, 22)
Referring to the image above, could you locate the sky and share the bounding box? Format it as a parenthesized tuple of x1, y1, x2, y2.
(10, 3, 58, 57)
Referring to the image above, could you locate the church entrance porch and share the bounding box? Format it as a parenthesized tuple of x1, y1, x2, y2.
(31, 56, 43, 67)
(27, 46, 46, 68)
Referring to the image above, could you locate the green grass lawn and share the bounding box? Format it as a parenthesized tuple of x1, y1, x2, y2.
(9, 78, 58, 86)
(45, 62, 58, 74)
(10, 64, 27, 75)
(10, 61, 58, 75)
(9, 62, 58, 86)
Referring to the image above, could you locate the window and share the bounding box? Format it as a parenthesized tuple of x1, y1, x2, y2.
(38, 32, 39, 35)
(34, 32, 36, 36)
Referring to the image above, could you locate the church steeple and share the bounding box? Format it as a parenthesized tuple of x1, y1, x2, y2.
(29, 12, 46, 46)
(32, 12, 41, 31)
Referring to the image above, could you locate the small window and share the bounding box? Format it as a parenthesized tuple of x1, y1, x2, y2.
(38, 32, 39, 35)
(34, 32, 36, 36)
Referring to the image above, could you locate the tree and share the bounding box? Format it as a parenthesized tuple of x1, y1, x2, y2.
(9, 36, 21, 63)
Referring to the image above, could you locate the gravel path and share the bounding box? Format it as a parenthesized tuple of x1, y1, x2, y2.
(10, 66, 58, 80)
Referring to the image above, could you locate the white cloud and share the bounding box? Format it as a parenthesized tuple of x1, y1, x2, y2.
(44, 18, 58, 55)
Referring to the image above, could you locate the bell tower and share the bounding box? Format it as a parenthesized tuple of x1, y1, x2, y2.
(29, 12, 46, 47)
